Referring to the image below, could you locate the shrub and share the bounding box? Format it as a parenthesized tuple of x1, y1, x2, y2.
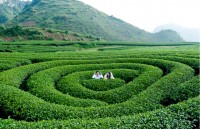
(0, 49, 198, 129)
(0, 38, 4, 42)
(0, 97, 198, 128)
(82, 78, 125, 91)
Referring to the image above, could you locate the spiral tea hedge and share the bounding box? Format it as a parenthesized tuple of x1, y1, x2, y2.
(0, 42, 199, 129)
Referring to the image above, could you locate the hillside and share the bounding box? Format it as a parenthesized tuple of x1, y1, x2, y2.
(152, 30, 184, 42)
(154, 24, 200, 42)
(0, 0, 30, 24)
(0, 25, 100, 42)
(9, 0, 184, 42)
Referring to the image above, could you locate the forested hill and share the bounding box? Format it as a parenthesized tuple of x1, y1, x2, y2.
(8, 0, 183, 42)
(0, 0, 30, 24)
(0, 0, 184, 42)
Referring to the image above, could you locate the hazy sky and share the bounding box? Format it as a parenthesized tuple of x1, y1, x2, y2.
(79, 0, 200, 32)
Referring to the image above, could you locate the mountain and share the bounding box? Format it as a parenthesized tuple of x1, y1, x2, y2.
(0, 0, 31, 24)
(152, 29, 184, 42)
(8, 0, 183, 42)
(154, 24, 200, 42)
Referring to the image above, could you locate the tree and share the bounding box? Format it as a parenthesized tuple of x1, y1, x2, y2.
(0, 26, 5, 36)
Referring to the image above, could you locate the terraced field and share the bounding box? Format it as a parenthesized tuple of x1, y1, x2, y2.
(0, 41, 199, 128)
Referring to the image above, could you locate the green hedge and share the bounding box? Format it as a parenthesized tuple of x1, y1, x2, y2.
(170, 75, 200, 102)
(0, 59, 31, 71)
(0, 58, 195, 121)
(0, 97, 199, 129)
(27, 63, 153, 106)
(0, 60, 77, 87)
(56, 64, 162, 104)
(27, 65, 110, 107)
(0, 46, 199, 128)
(82, 78, 126, 91)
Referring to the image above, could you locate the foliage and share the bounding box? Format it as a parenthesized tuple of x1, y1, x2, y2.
(0, 26, 43, 38)
(0, 41, 197, 53)
(0, 0, 30, 24)
(0, 42, 199, 128)
(0, 38, 4, 42)
(10, 0, 183, 42)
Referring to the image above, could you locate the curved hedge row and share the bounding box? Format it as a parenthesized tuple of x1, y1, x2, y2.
(56, 64, 162, 104)
(0, 58, 195, 121)
(0, 59, 31, 71)
(170, 75, 200, 102)
(0, 46, 199, 128)
(27, 66, 143, 106)
(0, 97, 199, 129)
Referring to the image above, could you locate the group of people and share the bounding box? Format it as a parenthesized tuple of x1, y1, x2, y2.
(92, 71, 114, 80)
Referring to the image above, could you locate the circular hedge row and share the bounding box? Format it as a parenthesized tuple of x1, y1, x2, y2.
(0, 50, 199, 128)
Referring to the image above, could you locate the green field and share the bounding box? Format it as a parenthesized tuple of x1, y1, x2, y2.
(0, 41, 199, 129)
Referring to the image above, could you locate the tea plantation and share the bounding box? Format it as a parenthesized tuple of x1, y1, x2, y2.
(0, 41, 199, 129)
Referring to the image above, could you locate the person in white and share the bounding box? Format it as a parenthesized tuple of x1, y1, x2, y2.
(92, 71, 103, 79)
(104, 72, 115, 80)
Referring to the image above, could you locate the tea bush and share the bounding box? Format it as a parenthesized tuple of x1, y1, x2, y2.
(0, 42, 199, 128)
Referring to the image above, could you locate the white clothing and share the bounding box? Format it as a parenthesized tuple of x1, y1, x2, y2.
(92, 74, 103, 79)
